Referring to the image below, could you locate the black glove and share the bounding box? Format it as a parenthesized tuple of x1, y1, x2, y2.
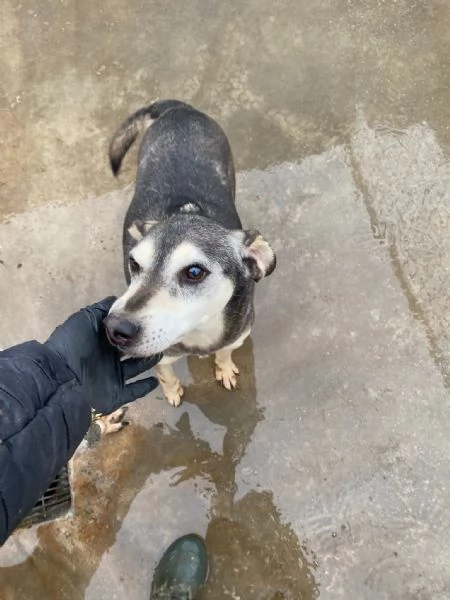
(45, 297, 160, 413)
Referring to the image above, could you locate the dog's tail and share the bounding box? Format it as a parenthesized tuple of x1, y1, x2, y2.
(109, 99, 191, 176)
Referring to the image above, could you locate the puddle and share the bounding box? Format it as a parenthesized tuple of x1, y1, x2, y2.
(0, 340, 318, 599)
(204, 491, 317, 600)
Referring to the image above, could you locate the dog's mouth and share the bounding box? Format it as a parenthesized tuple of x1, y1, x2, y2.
(105, 327, 175, 358)
(107, 337, 158, 358)
(105, 332, 136, 350)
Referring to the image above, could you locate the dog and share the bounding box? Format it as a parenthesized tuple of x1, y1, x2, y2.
(104, 99, 276, 407)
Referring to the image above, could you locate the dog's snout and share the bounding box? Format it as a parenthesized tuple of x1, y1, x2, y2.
(104, 315, 140, 347)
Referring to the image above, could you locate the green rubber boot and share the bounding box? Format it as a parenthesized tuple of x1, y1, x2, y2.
(150, 533, 208, 600)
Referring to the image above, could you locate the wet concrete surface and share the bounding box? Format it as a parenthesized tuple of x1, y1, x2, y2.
(1, 0, 450, 598)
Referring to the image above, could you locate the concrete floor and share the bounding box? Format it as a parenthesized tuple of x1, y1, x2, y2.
(0, 0, 449, 598)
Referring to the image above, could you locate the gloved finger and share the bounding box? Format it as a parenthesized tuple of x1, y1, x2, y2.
(123, 376, 159, 403)
(82, 296, 118, 323)
(122, 354, 163, 381)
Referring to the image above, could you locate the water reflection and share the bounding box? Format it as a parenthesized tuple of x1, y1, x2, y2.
(182, 340, 318, 599)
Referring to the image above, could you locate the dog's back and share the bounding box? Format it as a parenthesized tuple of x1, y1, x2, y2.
(110, 100, 241, 233)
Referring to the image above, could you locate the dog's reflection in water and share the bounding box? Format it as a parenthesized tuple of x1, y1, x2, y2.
(177, 339, 319, 600)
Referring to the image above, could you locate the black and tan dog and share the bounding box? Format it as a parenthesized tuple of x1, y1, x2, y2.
(104, 100, 276, 406)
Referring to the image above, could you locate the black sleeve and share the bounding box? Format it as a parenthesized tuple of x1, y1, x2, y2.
(0, 341, 91, 545)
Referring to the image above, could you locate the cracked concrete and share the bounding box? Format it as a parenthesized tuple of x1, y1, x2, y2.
(0, 0, 449, 598)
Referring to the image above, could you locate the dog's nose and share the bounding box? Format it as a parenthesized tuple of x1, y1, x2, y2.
(104, 315, 140, 346)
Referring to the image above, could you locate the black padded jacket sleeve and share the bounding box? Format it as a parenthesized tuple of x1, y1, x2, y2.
(0, 341, 91, 545)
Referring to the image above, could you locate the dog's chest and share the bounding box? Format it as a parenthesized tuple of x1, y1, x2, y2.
(166, 312, 226, 358)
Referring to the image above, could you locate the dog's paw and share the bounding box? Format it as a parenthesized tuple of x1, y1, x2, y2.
(165, 381, 185, 407)
(215, 361, 239, 391)
(96, 406, 129, 436)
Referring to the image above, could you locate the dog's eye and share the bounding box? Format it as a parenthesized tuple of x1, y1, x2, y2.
(182, 264, 208, 282)
(129, 256, 141, 275)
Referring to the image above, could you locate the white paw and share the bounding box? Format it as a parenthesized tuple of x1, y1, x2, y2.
(215, 361, 239, 391)
(165, 381, 184, 407)
(96, 406, 129, 436)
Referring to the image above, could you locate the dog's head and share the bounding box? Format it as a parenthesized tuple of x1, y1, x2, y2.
(104, 215, 276, 356)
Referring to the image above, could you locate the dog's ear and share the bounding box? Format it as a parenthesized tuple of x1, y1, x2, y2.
(240, 229, 276, 282)
(127, 220, 158, 242)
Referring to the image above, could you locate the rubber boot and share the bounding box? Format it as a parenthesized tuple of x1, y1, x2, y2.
(151, 533, 208, 599)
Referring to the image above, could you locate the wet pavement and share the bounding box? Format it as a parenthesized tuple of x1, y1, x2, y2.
(0, 0, 449, 598)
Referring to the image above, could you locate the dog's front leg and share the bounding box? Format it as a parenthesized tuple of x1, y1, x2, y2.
(156, 360, 184, 407)
(215, 348, 240, 390)
(214, 328, 251, 391)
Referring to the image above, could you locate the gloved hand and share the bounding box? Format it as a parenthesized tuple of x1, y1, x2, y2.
(45, 296, 160, 413)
